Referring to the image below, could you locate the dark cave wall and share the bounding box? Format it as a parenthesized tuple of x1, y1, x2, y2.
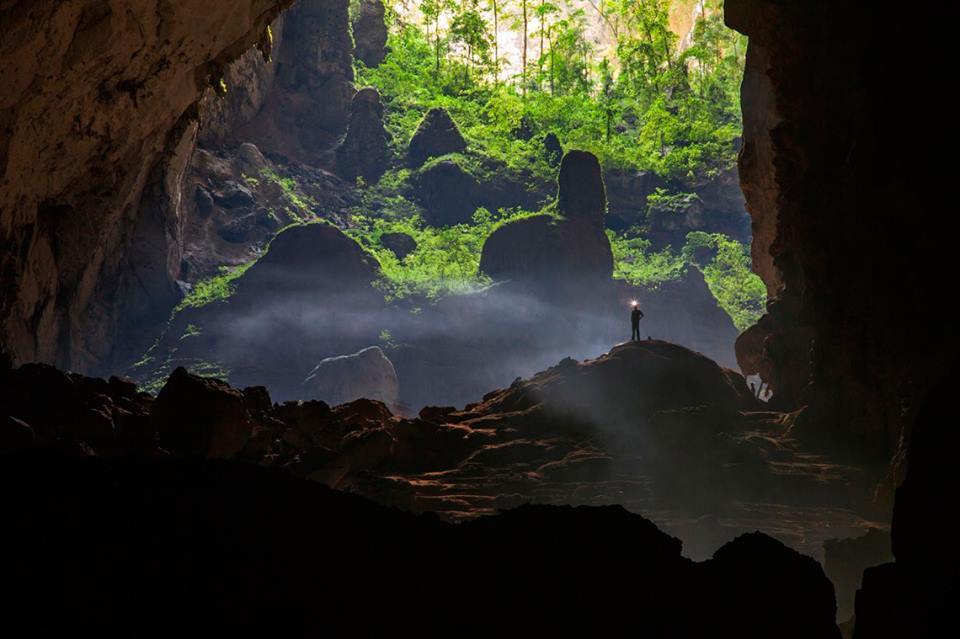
(0, 0, 294, 373)
(728, 0, 957, 472)
(0, 0, 359, 375)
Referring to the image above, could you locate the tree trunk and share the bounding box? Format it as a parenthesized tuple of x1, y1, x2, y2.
(522, 0, 528, 97)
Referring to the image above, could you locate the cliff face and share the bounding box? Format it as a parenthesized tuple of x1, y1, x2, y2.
(0, 0, 292, 372)
(727, 1, 956, 468)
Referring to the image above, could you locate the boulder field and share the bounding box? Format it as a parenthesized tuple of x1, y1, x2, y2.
(2, 339, 883, 564)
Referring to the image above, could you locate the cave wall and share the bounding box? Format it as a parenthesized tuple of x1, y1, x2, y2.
(0, 0, 293, 373)
(727, 0, 957, 471)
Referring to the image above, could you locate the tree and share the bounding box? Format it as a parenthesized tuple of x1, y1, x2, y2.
(450, 0, 492, 83)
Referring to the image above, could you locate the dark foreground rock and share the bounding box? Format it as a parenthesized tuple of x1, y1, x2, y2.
(0, 449, 841, 636)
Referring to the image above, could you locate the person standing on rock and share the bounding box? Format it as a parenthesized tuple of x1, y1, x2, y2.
(630, 301, 644, 341)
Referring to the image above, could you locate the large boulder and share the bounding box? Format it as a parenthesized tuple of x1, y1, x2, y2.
(153, 367, 252, 459)
(353, 0, 388, 67)
(411, 159, 480, 226)
(380, 232, 417, 259)
(556, 150, 607, 224)
(303, 346, 399, 409)
(336, 87, 389, 182)
(479, 150, 613, 290)
(407, 108, 467, 167)
(236, 222, 381, 298)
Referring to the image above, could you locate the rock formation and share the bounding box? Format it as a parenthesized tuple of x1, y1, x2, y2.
(379, 232, 417, 259)
(0, 0, 292, 374)
(3, 339, 879, 565)
(412, 159, 481, 226)
(727, 0, 956, 469)
(336, 87, 390, 182)
(0, 445, 842, 635)
(137, 222, 386, 397)
(353, 0, 388, 67)
(480, 150, 613, 290)
(407, 108, 467, 167)
(238, 0, 357, 162)
(304, 346, 399, 410)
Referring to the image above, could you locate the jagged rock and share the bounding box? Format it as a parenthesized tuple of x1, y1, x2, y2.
(254, 207, 282, 230)
(353, 0, 388, 67)
(153, 367, 252, 459)
(303, 346, 399, 410)
(479, 150, 612, 289)
(212, 182, 255, 209)
(194, 186, 215, 217)
(543, 132, 563, 166)
(853, 366, 960, 637)
(336, 87, 389, 182)
(380, 232, 417, 259)
(237, 142, 269, 173)
(217, 211, 258, 243)
(0, 0, 289, 372)
(468, 341, 755, 430)
(232, 0, 357, 163)
(407, 108, 467, 167)
(412, 160, 480, 226)
(824, 528, 892, 622)
(197, 15, 286, 148)
(605, 169, 668, 231)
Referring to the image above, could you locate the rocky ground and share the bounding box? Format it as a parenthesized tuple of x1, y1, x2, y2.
(2, 339, 886, 564)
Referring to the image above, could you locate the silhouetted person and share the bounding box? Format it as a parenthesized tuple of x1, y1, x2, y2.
(630, 303, 644, 341)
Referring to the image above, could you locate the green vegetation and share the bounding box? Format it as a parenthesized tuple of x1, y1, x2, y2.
(348, 207, 545, 300)
(176, 261, 255, 311)
(610, 230, 765, 330)
(349, 1, 763, 328)
(362, 0, 745, 181)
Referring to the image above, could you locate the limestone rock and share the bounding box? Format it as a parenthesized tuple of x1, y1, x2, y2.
(336, 87, 389, 182)
(380, 232, 417, 259)
(353, 0, 388, 68)
(556, 150, 607, 223)
(479, 150, 613, 289)
(0, 0, 291, 373)
(412, 160, 480, 226)
(303, 346, 399, 410)
(407, 108, 467, 167)
(153, 367, 252, 459)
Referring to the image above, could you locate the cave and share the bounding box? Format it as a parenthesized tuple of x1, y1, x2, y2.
(1, 1, 956, 635)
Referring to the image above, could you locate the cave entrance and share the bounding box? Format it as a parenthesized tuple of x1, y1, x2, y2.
(138, 0, 763, 413)
(121, 0, 888, 572)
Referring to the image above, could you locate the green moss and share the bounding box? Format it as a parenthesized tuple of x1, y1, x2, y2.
(176, 261, 255, 311)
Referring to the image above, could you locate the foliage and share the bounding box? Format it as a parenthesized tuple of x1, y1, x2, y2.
(361, 0, 746, 180)
(609, 229, 766, 331)
(682, 231, 766, 330)
(347, 207, 542, 300)
(176, 261, 255, 311)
